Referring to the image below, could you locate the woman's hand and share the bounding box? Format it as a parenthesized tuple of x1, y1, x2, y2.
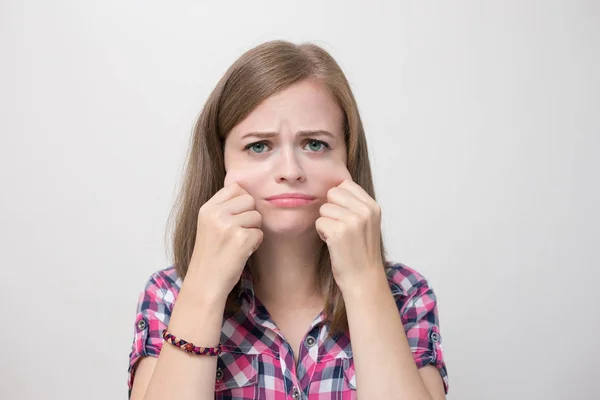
(315, 180, 384, 291)
(187, 182, 263, 301)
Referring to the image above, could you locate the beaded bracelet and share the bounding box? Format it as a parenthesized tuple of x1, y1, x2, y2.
(162, 329, 222, 356)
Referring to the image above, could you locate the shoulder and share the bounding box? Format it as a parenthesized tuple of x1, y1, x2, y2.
(384, 260, 441, 318)
(142, 265, 182, 291)
(384, 262, 449, 393)
(136, 265, 183, 310)
(384, 260, 434, 297)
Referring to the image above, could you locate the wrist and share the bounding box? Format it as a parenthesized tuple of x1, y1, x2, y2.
(337, 266, 389, 301)
(183, 261, 234, 305)
(169, 278, 228, 346)
(179, 272, 230, 310)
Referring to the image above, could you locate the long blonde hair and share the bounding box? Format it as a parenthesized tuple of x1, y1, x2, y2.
(165, 40, 388, 336)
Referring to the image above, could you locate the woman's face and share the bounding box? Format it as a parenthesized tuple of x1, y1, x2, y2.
(223, 79, 351, 237)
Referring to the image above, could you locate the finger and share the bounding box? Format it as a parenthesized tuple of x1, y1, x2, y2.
(211, 182, 249, 206)
(247, 228, 264, 253)
(319, 202, 352, 221)
(338, 180, 376, 206)
(222, 194, 255, 215)
(327, 185, 365, 211)
(315, 216, 337, 242)
(232, 210, 262, 229)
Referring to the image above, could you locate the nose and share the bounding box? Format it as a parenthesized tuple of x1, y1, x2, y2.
(275, 146, 306, 183)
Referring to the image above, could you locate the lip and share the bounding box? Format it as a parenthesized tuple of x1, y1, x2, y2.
(265, 193, 317, 208)
(265, 193, 316, 201)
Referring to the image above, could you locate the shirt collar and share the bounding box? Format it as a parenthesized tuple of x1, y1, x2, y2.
(237, 265, 333, 334)
(240, 262, 405, 302)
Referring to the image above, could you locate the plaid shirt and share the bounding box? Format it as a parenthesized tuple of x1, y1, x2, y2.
(128, 262, 449, 399)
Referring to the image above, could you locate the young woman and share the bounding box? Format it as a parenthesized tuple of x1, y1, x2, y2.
(128, 40, 449, 400)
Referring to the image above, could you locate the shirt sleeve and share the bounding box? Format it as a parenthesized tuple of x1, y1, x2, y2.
(127, 271, 174, 397)
(393, 269, 449, 394)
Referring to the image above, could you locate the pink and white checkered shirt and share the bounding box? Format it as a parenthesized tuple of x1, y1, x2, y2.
(128, 261, 449, 399)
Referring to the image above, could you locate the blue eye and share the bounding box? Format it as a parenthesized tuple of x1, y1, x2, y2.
(305, 140, 330, 152)
(246, 142, 269, 153)
(244, 139, 330, 155)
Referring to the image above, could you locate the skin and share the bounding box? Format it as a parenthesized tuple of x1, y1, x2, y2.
(223, 78, 446, 399)
(130, 78, 446, 400)
(224, 79, 351, 236)
(223, 78, 352, 362)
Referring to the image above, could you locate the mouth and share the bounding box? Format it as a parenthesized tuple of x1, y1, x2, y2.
(265, 193, 317, 208)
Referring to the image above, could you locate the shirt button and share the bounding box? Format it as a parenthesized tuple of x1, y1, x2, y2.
(430, 332, 440, 343)
(292, 387, 300, 399)
(305, 336, 316, 347)
(137, 319, 146, 331)
(216, 368, 223, 380)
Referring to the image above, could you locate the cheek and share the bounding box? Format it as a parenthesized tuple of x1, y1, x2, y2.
(224, 167, 265, 191)
(310, 162, 352, 189)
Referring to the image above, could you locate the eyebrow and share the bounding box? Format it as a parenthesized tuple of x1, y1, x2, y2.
(240, 130, 336, 140)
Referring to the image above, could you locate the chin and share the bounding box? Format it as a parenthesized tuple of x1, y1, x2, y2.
(261, 216, 317, 237)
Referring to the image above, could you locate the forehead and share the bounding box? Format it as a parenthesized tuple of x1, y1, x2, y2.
(229, 79, 344, 139)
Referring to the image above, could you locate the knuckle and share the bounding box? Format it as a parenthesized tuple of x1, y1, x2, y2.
(326, 187, 337, 201)
(234, 228, 247, 243)
(198, 203, 209, 217)
(319, 203, 328, 214)
(358, 205, 371, 218)
(214, 208, 226, 221)
(335, 222, 347, 235)
(221, 219, 236, 233)
(373, 203, 382, 217)
(245, 194, 255, 209)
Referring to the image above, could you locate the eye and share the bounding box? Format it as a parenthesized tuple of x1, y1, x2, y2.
(304, 139, 331, 152)
(245, 141, 270, 154)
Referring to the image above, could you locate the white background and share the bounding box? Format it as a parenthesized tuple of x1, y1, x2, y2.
(1, 1, 598, 399)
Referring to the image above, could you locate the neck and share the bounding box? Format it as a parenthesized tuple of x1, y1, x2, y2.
(250, 231, 324, 308)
